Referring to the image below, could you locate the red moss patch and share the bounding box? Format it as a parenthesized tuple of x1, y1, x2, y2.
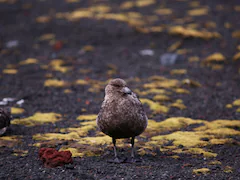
(39, 148, 73, 168)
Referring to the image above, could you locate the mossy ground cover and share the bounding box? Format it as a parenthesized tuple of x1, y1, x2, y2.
(0, 0, 239, 179)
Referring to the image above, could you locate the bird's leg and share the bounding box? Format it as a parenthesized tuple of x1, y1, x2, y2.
(131, 136, 135, 158)
(113, 138, 117, 158)
(126, 136, 142, 163)
(108, 138, 126, 163)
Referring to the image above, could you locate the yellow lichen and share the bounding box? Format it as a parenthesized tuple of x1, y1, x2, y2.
(77, 114, 97, 121)
(225, 104, 233, 108)
(3, 69, 18, 74)
(209, 160, 222, 165)
(203, 53, 226, 63)
(140, 98, 169, 113)
(171, 100, 187, 110)
(50, 59, 71, 73)
(193, 168, 210, 174)
(13, 150, 28, 157)
(19, 58, 38, 65)
(75, 79, 89, 85)
(11, 112, 62, 126)
(233, 52, 240, 61)
(0, 136, 22, 147)
(11, 107, 25, 114)
(153, 95, 171, 101)
(44, 79, 67, 87)
(174, 88, 190, 94)
(170, 69, 187, 75)
(64, 89, 73, 94)
(60, 121, 97, 136)
(33, 132, 80, 141)
(144, 79, 179, 89)
(151, 131, 209, 147)
(233, 99, 240, 106)
(223, 166, 233, 173)
(188, 8, 208, 16)
(143, 117, 204, 137)
(134, 89, 167, 96)
(77, 136, 112, 145)
(186, 147, 217, 157)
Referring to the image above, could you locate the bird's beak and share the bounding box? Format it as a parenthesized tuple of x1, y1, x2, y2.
(122, 87, 132, 94)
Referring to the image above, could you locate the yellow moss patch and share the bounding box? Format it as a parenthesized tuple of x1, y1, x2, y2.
(168, 26, 220, 39)
(44, 79, 67, 87)
(209, 160, 222, 165)
(77, 114, 97, 121)
(0, 136, 22, 147)
(187, 8, 208, 16)
(171, 100, 186, 110)
(61, 120, 96, 136)
(11, 112, 62, 126)
(204, 128, 240, 136)
(232, 30, 240, 38)
(136, 0, 155, 7)
(39, 33, 55, 41)
(188, 56, 200, 62)
(143, 117, 204, 137)
(140, 98, 169, 113)
(11, 107, 25, 114)
(36, 15, 51, 23)
(151, 131, 209, 147)
(210, 138, 233, 145)
(223, 166, 233, 173)
(171, 155, 180, 159)
(64, 89, 73, 94)
(13, 150, 28, 157)
(194, 120, 240, 132)
(203, 53, 226, 64)
(134, 89, 167, 96)
(75, 79, 89, 85)
(153, 95, 171, 102)
(19, 58, 38, 65)
(33, 132, 80, 141)
(174, 88, 190, 94)
(3, 69, 18, 74)
(144, 79, 179, 89)
(77, 136, 112, 146)
(225, 104, 233, 108)
(233, 52, 240, 61)
(170, 69, 187, 75)
(193, 168, 210, 174)
(186, 147, 217, 157)
(233, 99, 240, 106)
(211, 64, 223, 70)
(82, 45, 94, 52)
(236, 108, 240, 113)
(49, 59, 71, 73)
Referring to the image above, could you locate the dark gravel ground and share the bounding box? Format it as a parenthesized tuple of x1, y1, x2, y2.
(0, 0, 240, 179)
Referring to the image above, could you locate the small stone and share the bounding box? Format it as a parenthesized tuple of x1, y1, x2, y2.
(160, 53, 184, 66)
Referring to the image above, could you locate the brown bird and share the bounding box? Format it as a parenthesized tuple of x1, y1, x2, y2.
(96, 78, 148, 163)
(0, 107, 11, 136)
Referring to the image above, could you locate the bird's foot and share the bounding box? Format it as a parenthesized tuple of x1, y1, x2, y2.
(107, 157, 127, 163)
(125, 157, 142, 163)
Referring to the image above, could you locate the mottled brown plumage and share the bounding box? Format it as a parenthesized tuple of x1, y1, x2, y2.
(96, 78, 148, 162)
(0, 107, 11, 135)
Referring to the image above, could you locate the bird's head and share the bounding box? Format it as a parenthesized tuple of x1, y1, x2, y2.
(105, 78, 132, 96)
